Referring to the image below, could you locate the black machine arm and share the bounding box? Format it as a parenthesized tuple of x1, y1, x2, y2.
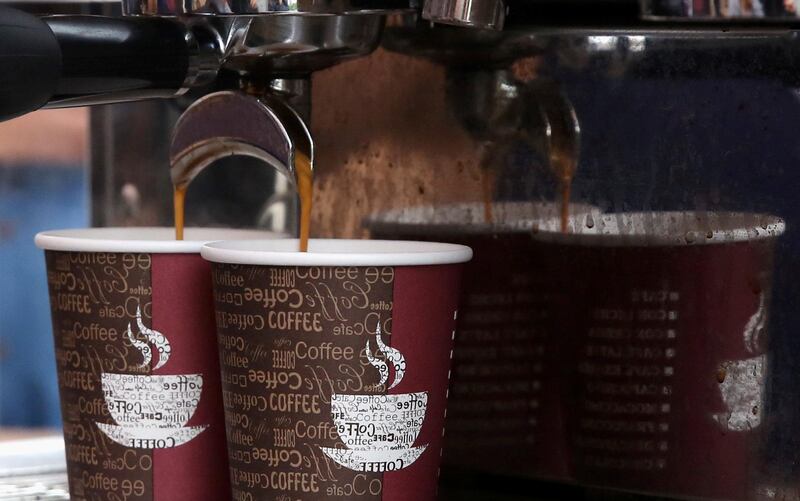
(0, 7, 60, 121)
(0, 7, 217, 122)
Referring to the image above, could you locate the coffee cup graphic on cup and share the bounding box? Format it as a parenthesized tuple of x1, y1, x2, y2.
(321, 322, 429, 472)
(96, 306, 207, 448)
(712, 294, 767, 432)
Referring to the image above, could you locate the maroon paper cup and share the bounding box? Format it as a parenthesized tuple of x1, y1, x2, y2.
(35, 227, 281, 501)
(366, 202, 599, 482)
(536, 211, 785, 500)
(201, 238, 472, 501)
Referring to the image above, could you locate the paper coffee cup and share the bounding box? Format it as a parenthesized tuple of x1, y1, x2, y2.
(366, 201, 599, 482)
(534, 211, 785, 500)
(35, 227, 281, 501)
(201, 238, 472, 501)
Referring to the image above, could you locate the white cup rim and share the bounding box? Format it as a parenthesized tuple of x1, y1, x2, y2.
(531, 211, 786, 247)
(364, 201, 600, 236)
(35, 227, 285, 254)
(201, 239, 473, 266)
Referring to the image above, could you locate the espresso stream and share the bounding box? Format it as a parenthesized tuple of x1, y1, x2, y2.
(173, 150, 313, 252)
(553, 151, 576, 234)
(173, 184, 187, 241)
(295, 151, 313, 252)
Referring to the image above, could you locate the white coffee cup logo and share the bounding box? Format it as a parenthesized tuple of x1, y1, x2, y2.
(96, 306, 207, 449)
(713, 295, 767, 432)
(321, 321, 429, 472)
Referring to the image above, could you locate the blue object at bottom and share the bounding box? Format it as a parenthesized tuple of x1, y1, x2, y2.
(0, 165, 87, 427)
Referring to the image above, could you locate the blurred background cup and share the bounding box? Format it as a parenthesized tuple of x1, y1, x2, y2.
(34, 227, 279, 501)
(534, 211, 785, 500)
(202, 238, 471, 501)
(365, 201, 599, 482)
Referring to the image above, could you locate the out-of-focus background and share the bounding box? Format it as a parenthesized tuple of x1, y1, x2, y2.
(0, 108, 88, 428)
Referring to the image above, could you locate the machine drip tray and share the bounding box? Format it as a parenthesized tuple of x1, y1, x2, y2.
(0, 435, 68, 500)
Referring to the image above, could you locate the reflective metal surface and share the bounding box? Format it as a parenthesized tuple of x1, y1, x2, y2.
(220, 14, 385, 77)
(123, 0, 411, 17)
(183, 22, 224, 91)
(422, 0, 506, 30)
(382, 18, 546, 67)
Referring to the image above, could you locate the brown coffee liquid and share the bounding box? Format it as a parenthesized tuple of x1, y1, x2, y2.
(551, 148, 575, 234)
(174, 184, 187, 241)
(295, 150, 313, 252)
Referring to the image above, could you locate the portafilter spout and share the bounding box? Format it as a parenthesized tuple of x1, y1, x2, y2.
(422, 0, 507, 30)
(170, 90, 312, 188)
(447, 68, 579, 181)
(525, 78, 581, 200)
(447, 67, 580, 228)
(169, 89, 313, 237)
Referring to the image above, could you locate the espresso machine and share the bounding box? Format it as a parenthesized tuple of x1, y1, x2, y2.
(5, 0, 800, 499)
